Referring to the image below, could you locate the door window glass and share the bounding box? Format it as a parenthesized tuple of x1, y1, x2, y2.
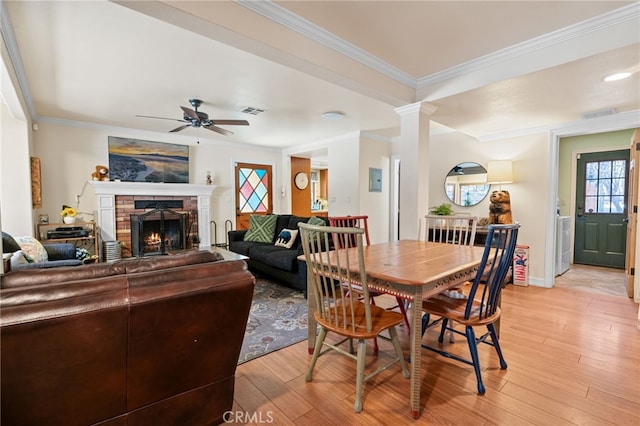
(584, 159, 626, 213)
(238, 166, 270, 213)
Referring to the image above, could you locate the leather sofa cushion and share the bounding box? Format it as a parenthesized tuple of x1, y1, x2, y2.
(2, 262, 125, 289)
(248, 245, 300, 272)
(121, 250, 223, 274)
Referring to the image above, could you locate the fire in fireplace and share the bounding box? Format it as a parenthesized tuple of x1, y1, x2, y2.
(130, 207, 187, 257)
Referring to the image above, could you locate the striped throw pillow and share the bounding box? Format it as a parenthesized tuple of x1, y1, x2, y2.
(244, 215, 277, 243)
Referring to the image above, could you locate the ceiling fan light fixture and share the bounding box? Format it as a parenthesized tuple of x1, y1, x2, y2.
(321, 111, 344, 121)
(603, 72, 632, 82)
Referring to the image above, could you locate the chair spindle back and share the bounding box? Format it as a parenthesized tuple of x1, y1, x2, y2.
(329, 215, 370, 248)
(465, 223, 520, 321)
(298, 223, 371, 333)
(424, 214, 478, 246)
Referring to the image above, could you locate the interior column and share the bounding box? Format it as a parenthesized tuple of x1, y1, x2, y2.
(395, 102, 437, 240)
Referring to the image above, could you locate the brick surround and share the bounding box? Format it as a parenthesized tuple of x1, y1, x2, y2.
(89, 181, 215, 260)
(115, 195, 199, 257)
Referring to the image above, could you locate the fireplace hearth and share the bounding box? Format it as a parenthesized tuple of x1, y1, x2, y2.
(131, 207, 187, 257)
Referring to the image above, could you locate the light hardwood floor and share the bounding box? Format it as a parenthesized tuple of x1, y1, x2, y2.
(233, 270, 639, 425)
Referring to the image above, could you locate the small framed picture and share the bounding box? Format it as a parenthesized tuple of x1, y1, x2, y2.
(39, 214, 49, 224)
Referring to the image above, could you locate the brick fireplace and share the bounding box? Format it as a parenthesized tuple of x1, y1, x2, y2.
(116, 196, 197, 257)
(89, 181, 215, 259)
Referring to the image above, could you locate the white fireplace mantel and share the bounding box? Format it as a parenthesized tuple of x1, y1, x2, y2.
(89, 181, 216, 197)
(88, 181, 217, 250)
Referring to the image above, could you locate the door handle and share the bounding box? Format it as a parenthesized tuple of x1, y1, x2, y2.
(623, 217, 629, 223)
(577, 213, 583, 218)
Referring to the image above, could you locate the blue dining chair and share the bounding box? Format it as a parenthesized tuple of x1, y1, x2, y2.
(420, 223, 520, 395)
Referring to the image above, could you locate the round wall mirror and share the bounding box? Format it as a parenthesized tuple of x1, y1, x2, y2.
(444, 162, 490, 207)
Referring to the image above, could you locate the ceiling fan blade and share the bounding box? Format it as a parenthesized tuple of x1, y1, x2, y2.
(204, 125, 233, 136)
(211, 119, 249, 126)
(137, 115, 186, 123)
(169, 124, 191, 133)
(180, 106, 200, 121)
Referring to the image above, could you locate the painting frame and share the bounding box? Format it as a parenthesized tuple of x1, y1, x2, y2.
(31, 156, 42, 209)
(108, 137, 189, 183)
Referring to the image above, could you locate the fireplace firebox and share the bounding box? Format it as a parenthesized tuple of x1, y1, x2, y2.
(130, 207, 187, 257)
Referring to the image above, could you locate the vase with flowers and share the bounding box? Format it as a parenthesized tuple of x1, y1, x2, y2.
(60, 205, 78, 224)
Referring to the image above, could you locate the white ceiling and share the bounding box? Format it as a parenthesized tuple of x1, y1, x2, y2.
(2, 0, 639, 149)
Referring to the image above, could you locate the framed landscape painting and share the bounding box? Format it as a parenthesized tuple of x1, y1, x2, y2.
(108, 137, 189, 183)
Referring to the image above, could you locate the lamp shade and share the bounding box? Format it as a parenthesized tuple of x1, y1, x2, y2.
(486, 160, 513, 184)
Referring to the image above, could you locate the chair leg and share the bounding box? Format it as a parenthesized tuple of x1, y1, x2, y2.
(395, 296, 411, 334)
(370, 298, 379, 354)
(438, 318, 449, 343)
(487, 323, 508, 369)
(354, 338, 367, 413)
(306, 327, 327, 382)
(421, 313, 431, 337)
(389, 327, 410, 379)
(439, 319, 455, 343)
(464, 326, 485, 395)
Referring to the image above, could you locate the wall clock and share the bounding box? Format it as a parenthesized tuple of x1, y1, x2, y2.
(294, 172, 309, 190)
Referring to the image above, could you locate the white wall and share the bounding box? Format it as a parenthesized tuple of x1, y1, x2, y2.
(359, 134, 391, 244)
(429, 130, 549, 285)
(31, 122, 284, 245)
(1, 102, 32, 237)
(327, 134, 360, 216)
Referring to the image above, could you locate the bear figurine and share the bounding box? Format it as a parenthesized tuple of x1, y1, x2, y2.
(489, 190, 513, 224)
(91, 165, 109, 181)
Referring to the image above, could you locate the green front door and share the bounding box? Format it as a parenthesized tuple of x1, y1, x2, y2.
(574, 150, 629, 268)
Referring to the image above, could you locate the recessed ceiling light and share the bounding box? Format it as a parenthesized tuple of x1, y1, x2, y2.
(321, 111, 344, 120)
(603, 72, 632, 82)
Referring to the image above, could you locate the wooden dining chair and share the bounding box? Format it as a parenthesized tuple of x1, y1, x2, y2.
(298, 222, 410, 413)
(329, 215, 411, 349)
(420, 223, 520, 395)
(424, 214, 478, 246)
(424, 214, 479, 341)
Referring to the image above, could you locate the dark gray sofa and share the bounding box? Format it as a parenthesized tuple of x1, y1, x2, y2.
(228, 214, 329, 296)
(2, 232, 82, 270)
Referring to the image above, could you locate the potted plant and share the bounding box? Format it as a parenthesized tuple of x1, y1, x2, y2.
(429, 203, 454, 216)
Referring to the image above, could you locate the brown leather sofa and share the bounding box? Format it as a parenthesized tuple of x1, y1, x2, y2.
(0, 250, 255, 426)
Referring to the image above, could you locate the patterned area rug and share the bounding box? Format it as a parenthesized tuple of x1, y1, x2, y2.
(238, 277, 308, 364)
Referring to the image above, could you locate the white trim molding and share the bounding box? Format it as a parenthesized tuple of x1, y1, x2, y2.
(88, 181, 216, 250)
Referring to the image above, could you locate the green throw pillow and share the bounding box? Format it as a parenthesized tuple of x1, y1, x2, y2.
(306, 216, 326, 240)
(244, 215, 278, 243)
(307, 216, 325, 227)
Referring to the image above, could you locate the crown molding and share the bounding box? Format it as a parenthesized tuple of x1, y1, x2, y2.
(0, 0, 36, 120)
(478, 109, 640, 142)
(36, 116, 282, 152)
(235, 0, 416, 88)
(236, 1, 638, 98)
(417, 3, 640, 91)
(394, 102, 438, 117)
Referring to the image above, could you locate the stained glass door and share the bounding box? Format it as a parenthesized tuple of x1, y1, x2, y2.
(235, 162, 273, 230)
